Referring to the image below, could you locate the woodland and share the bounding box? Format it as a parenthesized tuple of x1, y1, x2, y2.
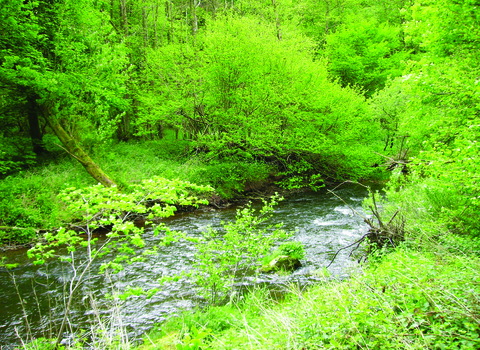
(1, 0, 480, 348)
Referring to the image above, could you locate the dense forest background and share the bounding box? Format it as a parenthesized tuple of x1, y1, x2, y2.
(1, 0, 479, 241)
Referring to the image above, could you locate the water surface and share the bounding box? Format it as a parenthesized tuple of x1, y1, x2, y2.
(0, 183, 374, 348)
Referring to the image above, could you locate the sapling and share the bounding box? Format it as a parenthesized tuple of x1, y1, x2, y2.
(24, 177, 213, 347)
(171, 193, 294, 304)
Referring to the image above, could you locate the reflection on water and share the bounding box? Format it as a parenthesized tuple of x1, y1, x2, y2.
(0, 183, 377, 348)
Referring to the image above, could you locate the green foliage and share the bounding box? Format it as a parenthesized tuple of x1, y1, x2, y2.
(404, 0, 480, 57)
(198, 246, 480, 349)
(325, 19, 409, 97)
(276, 160, 325, 191)
(22, 338, 63, 350)
(187, 159, 272, 198)
(169, 307, 241, 335)
(0, 139, 277, 245)
(197, 15, 383, 180)
(175, 326, 211, 350)
(0, 138, 37, 175)
(24, 176, 212, 346)
(262, 241, 305, 264)
(144, 305, 243, 350)
(277, 241, 305, 260)
(0, 156, 100, 244)
(0, 257, 18, 270)
(27, 176, 212, 266)
(366, 0, 480, 239)
(27, 176, 211, 277)
(0, 0, 129, 177)
(141, 14, 386, 183)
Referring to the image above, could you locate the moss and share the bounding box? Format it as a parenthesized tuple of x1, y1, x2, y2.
(260, 255, 301, 273)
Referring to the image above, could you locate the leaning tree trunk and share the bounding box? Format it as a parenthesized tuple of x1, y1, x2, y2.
(43, 108, 116, 187)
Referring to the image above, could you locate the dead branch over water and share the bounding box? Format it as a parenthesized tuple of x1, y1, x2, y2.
(326, 183, 405, 268)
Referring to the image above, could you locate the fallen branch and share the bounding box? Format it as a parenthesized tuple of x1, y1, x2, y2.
(373, 151, 410, 172)
(326, 234, 369, 268)
(325, 185, 405, 268)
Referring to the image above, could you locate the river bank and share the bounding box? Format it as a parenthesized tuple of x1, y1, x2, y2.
(2, 149, 479, 349)
(141, 241, 480, 349)
(0, 138, 294, 250)
(1, 133, 376, 252)
(1, 185, 372, 348)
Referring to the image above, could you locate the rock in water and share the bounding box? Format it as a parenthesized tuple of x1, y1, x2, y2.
(260, 255, 301, 273)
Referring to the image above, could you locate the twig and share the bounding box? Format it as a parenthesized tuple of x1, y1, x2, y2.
(388, 238, 396, 248)
(349, 240, 364, 258)
(371, 192, 385, 229)
(326, 234, 368, 268)
(387, 210, 399, 226)
(327, 190, 368, 221)
(373, 151, 397, 162)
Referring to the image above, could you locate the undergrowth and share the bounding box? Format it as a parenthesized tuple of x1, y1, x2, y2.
(141, 241, 480, 349)
(0, 139, 272, 245)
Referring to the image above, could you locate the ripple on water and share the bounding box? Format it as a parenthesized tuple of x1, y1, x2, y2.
(334, 206, 355, 215)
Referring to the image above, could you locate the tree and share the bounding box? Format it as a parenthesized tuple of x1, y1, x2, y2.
(0, 0, 128, 186)
(325, 19, 409, 97)
(372, 0, 480, 235)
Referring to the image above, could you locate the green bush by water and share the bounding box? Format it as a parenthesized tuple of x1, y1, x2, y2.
(262, 241, 305, 265)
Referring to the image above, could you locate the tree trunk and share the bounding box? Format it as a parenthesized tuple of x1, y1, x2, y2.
(120, 0, 128, 36)
(272, 0, 282, 41)
(154, 1, 159, 49)
(322, 0, 330, 40)
(26, 94, 46, 155)
(190, 0, 198, 39)
(43, 108, 117, 187)
(142, 5, 149, 50)
(168, 0, 174, 44)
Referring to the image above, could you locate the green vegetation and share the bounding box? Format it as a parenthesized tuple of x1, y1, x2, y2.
(262, 241, 306, 264)
(0, 136, 272, 244)
(146, 245, 480, 349)
(175, 194, 293, 304)
(1, 0, 479, 348)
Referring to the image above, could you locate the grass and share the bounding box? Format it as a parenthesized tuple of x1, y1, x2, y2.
(140, 240, 480, 349)
(0, 136, 272, 245)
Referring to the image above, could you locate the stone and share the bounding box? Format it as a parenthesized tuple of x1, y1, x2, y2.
(260, 255, 301, 273)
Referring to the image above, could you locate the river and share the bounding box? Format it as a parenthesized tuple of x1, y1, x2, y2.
(0, 183, 376, 348)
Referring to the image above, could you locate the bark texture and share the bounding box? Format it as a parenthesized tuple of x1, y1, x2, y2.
(43, 107, 117, 187)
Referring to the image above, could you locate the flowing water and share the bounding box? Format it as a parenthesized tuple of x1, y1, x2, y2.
(0, 183, 377, 348)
